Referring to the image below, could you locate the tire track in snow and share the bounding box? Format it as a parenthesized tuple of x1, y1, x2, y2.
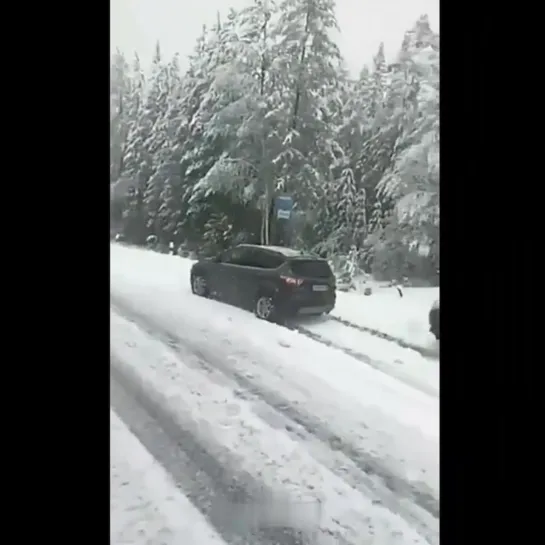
(111, 296, 439, 536)
(288, 323, 438, 398)
(327, 315, 439, 360)
(111, 356, 309, 545)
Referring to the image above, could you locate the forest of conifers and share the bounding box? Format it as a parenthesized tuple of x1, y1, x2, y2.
(110, 1, 439, 284)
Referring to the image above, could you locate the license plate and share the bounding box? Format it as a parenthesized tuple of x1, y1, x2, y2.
(312, 285, 328, 292)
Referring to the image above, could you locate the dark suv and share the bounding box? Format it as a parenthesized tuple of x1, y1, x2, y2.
(190, 244, 336, 322)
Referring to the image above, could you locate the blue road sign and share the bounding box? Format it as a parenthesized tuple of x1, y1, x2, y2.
(275, 195, 293, 220)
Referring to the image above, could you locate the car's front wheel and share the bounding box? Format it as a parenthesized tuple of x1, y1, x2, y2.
(191, 274, 209, 297)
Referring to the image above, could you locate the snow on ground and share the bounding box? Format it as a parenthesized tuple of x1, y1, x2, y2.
(110, 243, 439, 496)
(298, 317, 438, 397)
(333, 287, 439, 351)
(110, 409, 227, 545)
(131, 246, 438, 350)
(115, 245, 439, 380)
(111, 309, 434, 544)
(156, 246, 438, 351)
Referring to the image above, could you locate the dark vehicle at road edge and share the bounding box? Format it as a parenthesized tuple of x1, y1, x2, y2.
(190, 244, 336, 322)
(429, 299, 439, 340)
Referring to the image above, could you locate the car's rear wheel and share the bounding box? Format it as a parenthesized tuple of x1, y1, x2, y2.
(254, 295, 276, 322)
(191, 274, 209, 297)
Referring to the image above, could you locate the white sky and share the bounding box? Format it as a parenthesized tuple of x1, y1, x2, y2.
(111, 0, 439, 76)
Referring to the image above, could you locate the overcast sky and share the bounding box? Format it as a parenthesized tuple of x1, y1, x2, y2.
(111, 0, 439, 76)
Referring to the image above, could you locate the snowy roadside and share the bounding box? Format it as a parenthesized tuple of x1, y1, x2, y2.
(111, 243, 438, 353)
(110, 409, 227, 545)
(111, 309, 437, 544)
(295, 317, 438, 396)
(333, 287, 439, 354)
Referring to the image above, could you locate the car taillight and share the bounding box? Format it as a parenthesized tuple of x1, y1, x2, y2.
(280, 275, 303, 287)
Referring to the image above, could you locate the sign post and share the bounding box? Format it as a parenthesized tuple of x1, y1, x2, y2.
(275, 195, 293, 220)
(273, 195, 294, 246)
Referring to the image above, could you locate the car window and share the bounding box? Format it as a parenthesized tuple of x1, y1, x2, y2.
(221, 247, 284, 268)
(289, 259, 332, 278)
(254, 250, 285, 269)
(235, 248, 258, 266)
(222, 247, 252, 265)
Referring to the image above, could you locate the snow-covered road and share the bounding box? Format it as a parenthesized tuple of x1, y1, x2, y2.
(111, 408, 228, 544)
(110, 244, 439, 545)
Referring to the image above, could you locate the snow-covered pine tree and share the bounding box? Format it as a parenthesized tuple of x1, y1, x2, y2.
(110, 50, 130, 183)
(333, 72, 374, 246)
(320, 47, 389, 275)
(120, 53, 148, 189)
(272, 0, 345, 218)
(111, 52, 147, 241)
(184, 4, 281, 246)
(156, 54, 187, 245)
(375, 15, 440, 280)
(141, 43, 173, 238)
(356, 16, 439, 282)
(235, 0, 281, 244)
(178, 15, 258, 250)
(360, 42, 400, 235)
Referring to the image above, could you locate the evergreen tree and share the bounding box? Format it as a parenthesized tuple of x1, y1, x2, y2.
(273, 0, 345, 212)
(375, 15, 440, 279)
(110, 50, 130, 183)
